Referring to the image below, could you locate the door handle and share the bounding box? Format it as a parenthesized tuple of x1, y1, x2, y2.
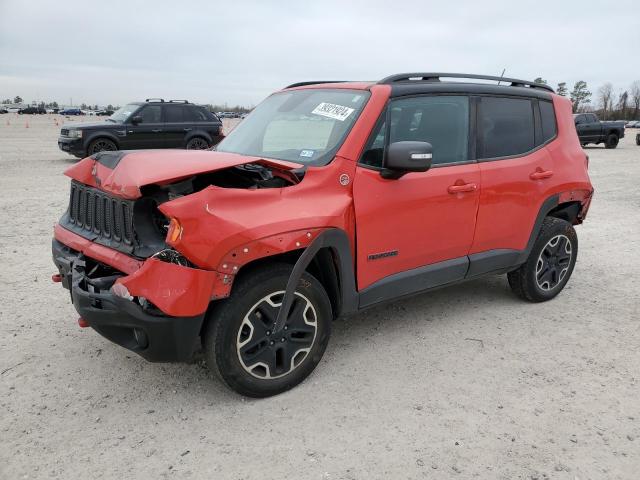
(447, 183, 477, 194)
(530, 168, 553, 180)
(152, 129, 162, 133)
(183, 128, 192, 132)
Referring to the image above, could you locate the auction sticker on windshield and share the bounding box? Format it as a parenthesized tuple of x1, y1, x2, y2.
(312, 103, 355, 122)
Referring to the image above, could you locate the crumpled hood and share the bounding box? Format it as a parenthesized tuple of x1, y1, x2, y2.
(64, 150, 302, 199)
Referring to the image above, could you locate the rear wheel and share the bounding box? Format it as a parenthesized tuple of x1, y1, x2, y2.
(185, 137, 210, 150)
(88, 138, 117, 155)
(604, 133, 619, 149)
(203, 264, 332, 397)
(508, 217, 578, 302)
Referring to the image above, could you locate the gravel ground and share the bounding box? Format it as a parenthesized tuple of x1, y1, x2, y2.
(1, 115, 639, 480)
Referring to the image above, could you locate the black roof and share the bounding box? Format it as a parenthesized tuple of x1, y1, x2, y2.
(285, 73, 554, 100)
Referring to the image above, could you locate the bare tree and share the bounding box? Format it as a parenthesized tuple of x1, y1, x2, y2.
(616, 91, 629, 119)
(630, 81, 640, 120)
(597, 83, 613, 119)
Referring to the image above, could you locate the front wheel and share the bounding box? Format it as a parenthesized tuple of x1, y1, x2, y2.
(508, 217, 578, 302)
(203, 264, 332, 397)
(88, 138, 117, 155)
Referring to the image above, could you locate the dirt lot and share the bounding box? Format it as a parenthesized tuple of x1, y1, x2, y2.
(1, 115, 639, 479)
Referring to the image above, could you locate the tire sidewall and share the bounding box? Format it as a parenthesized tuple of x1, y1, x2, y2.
(526, 219, 578, 301)
(88, 138, 117, 155)
(605, 134, 618, 149)
(186, 137, 209, 150)
(205, 266, 331, 397)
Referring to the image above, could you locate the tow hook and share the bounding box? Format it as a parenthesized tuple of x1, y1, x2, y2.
(52, 273, 62, 283)
(78, 317, 90, 328)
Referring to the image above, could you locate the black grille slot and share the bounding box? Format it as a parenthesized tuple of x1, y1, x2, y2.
(61, 128, 69, 136)
(67, 181, 134, 246)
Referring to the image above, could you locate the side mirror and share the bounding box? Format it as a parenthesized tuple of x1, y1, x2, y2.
(131, 116, 142, 125)
(381, 141, 433, 179)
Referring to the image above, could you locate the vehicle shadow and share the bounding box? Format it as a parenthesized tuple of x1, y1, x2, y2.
(78, 274, 518, 404)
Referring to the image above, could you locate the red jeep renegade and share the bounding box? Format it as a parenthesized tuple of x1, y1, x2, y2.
(52, 73, 593, 397)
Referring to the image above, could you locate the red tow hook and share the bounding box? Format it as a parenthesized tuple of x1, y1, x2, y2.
(52, 273, 62, 283)
(78, 318, 90, 328)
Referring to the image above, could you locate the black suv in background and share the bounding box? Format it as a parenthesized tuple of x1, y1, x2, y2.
(57, 99, 224, 158)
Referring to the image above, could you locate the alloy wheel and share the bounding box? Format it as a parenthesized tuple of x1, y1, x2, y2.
(535, 234, 572, 291)
(236, 291, 317, 379)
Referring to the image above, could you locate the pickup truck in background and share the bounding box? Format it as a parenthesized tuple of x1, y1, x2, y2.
(574, 113, 625, 149)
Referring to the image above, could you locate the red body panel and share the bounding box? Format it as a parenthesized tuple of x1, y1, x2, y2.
(353, 164, 481, 289)
(114, 258, 219, 317)
(54, 224, 143, 274)
(64, 150, 304, 200)
(470, 147, 554, 253)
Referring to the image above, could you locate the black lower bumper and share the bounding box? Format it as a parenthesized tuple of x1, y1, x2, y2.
(57, 136, 85, 157)
(52, 240, 205, 362)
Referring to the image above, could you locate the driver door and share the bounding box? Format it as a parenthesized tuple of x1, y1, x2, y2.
(353, 95, 480, 300)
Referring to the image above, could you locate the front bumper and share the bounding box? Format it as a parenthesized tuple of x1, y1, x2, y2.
(57, 136, 85, 157)
(52, 239, 205, 362)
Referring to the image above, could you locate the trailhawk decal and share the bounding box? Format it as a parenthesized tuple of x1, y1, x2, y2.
(311, 102, 355, 122)
(367, 250, 399, 261)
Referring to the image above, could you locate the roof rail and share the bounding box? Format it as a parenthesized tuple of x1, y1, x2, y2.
(285, 81, 347, 89)
(145, 98, 165, 102)
(377, 73, 555, 92)
(169, 99, 189, 103)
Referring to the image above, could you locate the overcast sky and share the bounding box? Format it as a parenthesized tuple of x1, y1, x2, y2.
(1, 0, 638, 107)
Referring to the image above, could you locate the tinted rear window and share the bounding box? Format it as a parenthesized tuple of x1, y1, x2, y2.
(539, 101, 557, 143)
(480, 97, 534, 158)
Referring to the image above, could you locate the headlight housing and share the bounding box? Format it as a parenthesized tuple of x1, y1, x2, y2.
(67, 129, 82, 138)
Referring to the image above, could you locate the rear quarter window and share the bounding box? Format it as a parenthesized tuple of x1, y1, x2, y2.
(539, 101, 557, 143)
(479, 97, 535, 159)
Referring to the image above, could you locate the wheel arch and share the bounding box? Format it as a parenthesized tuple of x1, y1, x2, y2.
(230, 229, 358, 319)
(85, 132, 120, 150)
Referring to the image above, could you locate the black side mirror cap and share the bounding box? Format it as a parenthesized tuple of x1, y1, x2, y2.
(131, 116, 142, 125)
(381, 141, 433, 179)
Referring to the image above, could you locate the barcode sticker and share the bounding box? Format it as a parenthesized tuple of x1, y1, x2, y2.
(311, 103, 355, 122)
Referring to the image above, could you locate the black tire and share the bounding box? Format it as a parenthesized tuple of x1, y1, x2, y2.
(203, 263, 332, 397)
(635, 134, 639, 146)
(87, 138, 117, 155)
(185, 137, 210, 150)
(508, 217, 578, 303)
(604, 133, 619, 149)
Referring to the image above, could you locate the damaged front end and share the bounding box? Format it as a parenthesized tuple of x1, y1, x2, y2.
(52, 239, 205, 362)
(52, 151, 310, 361)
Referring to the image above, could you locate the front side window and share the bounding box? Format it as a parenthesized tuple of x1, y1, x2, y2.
(108, 103, 139, 123)
(138, 105, 161, 123)
(480, 97, 534, 158)
(216, 89, 369, 165)
(360, 95, 470, 168)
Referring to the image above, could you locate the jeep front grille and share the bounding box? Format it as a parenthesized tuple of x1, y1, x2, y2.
(67, 181, 135, 245)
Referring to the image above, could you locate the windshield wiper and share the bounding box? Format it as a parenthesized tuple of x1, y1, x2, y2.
(105, 118, 116, 123)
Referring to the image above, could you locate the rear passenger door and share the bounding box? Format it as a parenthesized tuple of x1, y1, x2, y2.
(162, 104, 189, 148)
(469, 96, 557, 274)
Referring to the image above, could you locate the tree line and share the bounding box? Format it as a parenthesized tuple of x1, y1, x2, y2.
(534, 78, 640, 120)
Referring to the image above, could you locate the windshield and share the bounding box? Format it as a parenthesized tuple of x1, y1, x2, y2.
(108, 103, 140, 123)
(216, 89, 370, 165)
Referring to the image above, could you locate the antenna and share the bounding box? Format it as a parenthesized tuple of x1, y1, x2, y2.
(497, 69, 506, 86)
